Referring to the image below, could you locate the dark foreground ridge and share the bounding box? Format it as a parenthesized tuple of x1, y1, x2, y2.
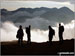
(1, 39, 74, 55)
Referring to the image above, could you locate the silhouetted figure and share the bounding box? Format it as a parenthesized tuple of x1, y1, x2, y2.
(25, 25, 31, 44)
(59, 23, 64, 44)
(16, 25, 24, 45)
(48, 26, 55, 45)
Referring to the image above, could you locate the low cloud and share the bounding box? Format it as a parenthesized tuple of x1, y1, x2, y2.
(1, 20, 75, 42)
(15, 17, 57, 30)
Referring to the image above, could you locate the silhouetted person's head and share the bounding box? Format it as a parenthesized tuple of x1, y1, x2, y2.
(49, 26, 51, 29)
(59, 23, 61, 27)
(19, 25, 22, 29)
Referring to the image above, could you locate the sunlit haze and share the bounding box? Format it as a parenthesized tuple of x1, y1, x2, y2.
(1, 1, 74, 12)
(1, 20, 75, 43)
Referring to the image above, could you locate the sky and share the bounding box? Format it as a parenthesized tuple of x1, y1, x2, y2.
(1, 0, 75, 42)
(1, 1, 74, 12)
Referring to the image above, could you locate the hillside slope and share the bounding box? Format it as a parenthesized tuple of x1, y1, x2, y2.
(1, 39, 74, 55)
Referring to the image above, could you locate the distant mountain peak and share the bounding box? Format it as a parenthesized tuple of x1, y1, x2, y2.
(59, 7, 72, 11)
(1, 9, 8, 11)
(16, 8, 26, 11)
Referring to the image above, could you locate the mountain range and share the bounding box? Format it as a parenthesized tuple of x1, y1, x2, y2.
(1, 7, 74, 23)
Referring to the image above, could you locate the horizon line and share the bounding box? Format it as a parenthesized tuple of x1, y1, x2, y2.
(1, 6, 73, 12)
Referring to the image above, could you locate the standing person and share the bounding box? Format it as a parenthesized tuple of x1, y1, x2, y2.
(48, 26, 55, 45)
(16, 25, 24, 46)
(25, 25, 31, 44)
(59, 23, 64, 44)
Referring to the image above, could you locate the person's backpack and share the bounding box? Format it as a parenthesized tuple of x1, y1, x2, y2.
(16, 30, 19, 39)
(16, 33, 19, 38)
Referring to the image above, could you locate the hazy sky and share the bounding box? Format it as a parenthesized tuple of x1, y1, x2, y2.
(1, 1, 74, 11)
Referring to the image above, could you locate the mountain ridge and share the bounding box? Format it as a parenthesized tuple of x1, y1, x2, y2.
(1, 7, 74, 30)
(1, 7, 73, 14)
